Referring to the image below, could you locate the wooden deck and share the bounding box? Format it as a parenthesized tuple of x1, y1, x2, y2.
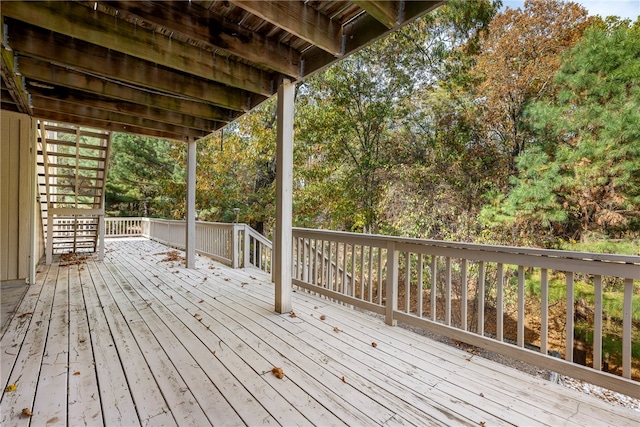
(1, 238, 637, 426)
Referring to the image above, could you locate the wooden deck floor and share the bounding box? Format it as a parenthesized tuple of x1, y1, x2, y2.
(1, 238, 637, 426)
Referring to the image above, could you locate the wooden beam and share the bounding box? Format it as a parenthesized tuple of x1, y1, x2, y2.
(29, 89, 221, 132)
(1, 1, 295, 84)
(353, 1, 398, 29)
(102, 1, 299, 78)
(8, 21, 262, 111)
(32, 109, 206, 142)
(18, 57, 233, 122)
(230, 0, 342, 56)
(1, 20, 30, 113)
(33, 98, 210, 139)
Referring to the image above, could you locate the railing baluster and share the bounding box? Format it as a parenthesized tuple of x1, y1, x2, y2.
(417, 253, 423, 318)
(565, 272, 574, 362)
(350, 244, 356, 298)
(540, 268, 548, 355)
(368, 245, 374, 303)
(593, 275, 603, 370)
(377, 248, 383, 305)
(445, 256, 451, 326)
(497, 263, 504, 341)
(461, 259, 468, 331)
(430, 256, 437, 321)
(359, 244, 365, 300)
(342, 242, 347, 295)
(518, 265, 525, 348)
(405, 252, 411, 314)
(478, 261, 485, 336)
(623, 278, 632, 378)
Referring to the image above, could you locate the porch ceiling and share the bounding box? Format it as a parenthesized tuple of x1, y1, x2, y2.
(1, 0, 445, 142)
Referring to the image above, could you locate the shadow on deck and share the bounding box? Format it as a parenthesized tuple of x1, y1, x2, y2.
(1, 238, 637, 426)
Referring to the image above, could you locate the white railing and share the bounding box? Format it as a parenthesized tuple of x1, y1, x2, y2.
(105, 217, 144, 237)
(291, 228, 640, 399)
(105, 217, 272, 273)
(103, 217, 639, 397)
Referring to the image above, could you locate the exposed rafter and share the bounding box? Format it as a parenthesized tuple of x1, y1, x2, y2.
(230, 0, 343, 56)
(353, 1, 399, 29)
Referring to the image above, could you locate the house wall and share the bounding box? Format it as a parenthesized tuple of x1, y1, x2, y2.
(0, 111, 40, 284)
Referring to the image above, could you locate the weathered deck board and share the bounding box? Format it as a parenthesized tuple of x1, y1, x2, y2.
(1, 238, 637, 426)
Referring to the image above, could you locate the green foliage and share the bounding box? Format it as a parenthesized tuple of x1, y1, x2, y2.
(106, 134, 183, 217)
(482, 18, 640, 244)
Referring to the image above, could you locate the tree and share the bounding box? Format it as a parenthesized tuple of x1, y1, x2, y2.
(106, 134, 182, 217)
(481, 18, 640, 243)
(471, 0, 593, 170)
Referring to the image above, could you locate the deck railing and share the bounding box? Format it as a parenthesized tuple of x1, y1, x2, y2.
(104, 218, 639, 398)
(104, 217, 272, 273)
(291, 228, 640, 399)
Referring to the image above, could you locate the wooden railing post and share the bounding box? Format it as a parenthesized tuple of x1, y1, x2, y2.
(385, 241, 398, 326)
(243, 225, 250, 269)
(232, 224, 240, 269)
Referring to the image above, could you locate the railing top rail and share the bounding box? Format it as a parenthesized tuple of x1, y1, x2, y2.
(245, 225, 272, 249)
(292, 227, 640, 265)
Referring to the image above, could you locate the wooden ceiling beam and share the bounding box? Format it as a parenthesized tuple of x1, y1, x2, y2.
(1, 1, 280, 95)
(353, 1, 398, 29)
(29, 89, 221, 132)
(1, 18, 30, 114)
(33, 110, 194, 142)
(33, 101, 210, 140)
(102, 0, 300, 78)
(7, 22, 265, 112)
(230, 0, 343, 56)
(18, 57, 233, 122)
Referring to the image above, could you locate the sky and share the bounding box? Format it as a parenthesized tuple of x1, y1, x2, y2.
(501, 0, 640, 21)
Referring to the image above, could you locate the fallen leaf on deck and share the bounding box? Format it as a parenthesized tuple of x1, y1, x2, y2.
(341, 376, 346, 383)
(314, 306, 318, 309)
(479, 392, 484, 397)
(371, 342, 377, 348)
(5, 384, 17, 392)
(333, 327, 341, 333)
(18, 312, 33, 318)
(272, 367, 285, 379)
(73, 371, 81, 375)
(289, 312, 297, 318)
(199, 299, 204, 303)
(320, 315, 326, 321)
(21, 408, 32, 417)
(212, 350, 216, 356)
(224, 278, 230, 282)
(479, 422, 486, 427)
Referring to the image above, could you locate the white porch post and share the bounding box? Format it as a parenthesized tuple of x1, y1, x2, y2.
(274, 79, 295, 314)
(185, 138, 197, 269)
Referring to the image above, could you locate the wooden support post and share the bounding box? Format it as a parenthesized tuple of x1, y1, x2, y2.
(274, 79, 295, 314)
(185, 138, 196, 269)
(97, 212, 105, 261)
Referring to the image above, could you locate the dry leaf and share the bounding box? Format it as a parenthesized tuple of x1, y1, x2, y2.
(333, 327, 340, 333)
(289, 312, 297, 318)
(212, 350, 216, 356)
(479, 392, 484, 398)
(320, 315, 326, 321)
(199, 299, 204, 303)
(314, 306, 318, 309)
(371, 342, 377, 348)
(479, 422, 486, 427)
(341, 376, 346, 383)
(73, 371, 81, 375)
(272, 367, 284, 379)
(21, 408, 32, 417)
(5, 384, 16, 392)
